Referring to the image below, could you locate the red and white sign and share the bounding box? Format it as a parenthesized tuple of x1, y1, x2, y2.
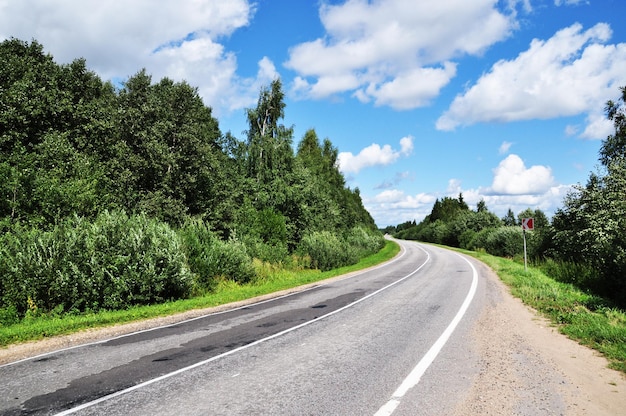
(521, 218, 534, 231)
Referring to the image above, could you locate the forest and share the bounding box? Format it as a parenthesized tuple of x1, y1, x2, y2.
(0, 39, 384, 323)
(386, 93, 626, 308)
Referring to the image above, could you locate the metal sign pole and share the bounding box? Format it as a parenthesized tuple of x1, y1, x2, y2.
(523, 228, 528, 272)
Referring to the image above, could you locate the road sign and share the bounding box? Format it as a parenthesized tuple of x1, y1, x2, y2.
(521, 217, 534, 231)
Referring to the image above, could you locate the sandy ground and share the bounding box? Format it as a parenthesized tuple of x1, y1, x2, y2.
(453, 264, 626, 415)
(1, 262, 625, 415)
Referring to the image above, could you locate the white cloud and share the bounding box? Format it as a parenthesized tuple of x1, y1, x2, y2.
(0, 0, 270, 115)
(579, 112, 614, 139)
(437, 23, 626, 137)
(554, 0, 588, 5)
(338, 136, 414, 174)
(364, 180, 572, 226)
(499, 141, 513, 154)
(286, 0, 515, 109)
(366, 181, 572, 226)
(365, 154, 569, 226)
(362, 62, 458, 110)
(364, 190, 436, 226)
(488, 154, 555, 195)
(564, 125, 579, 136)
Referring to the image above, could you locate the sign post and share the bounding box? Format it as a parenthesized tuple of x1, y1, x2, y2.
(521, 218, 534, 271)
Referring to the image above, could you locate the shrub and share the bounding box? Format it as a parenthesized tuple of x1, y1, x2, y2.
(179, 219, 255, 292)
(483, 226, 524, 258)
(344, 226, 385, 258)
(297, 231, 358, 271)
(0, 211, 192, 317)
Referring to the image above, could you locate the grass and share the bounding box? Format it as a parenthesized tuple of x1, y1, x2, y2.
(0, 240, 401, 348)
(461, 248, 626, 374)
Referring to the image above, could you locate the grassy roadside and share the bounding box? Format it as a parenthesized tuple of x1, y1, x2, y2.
(0, 240, 401, 348)
(459, 248, 626, 374)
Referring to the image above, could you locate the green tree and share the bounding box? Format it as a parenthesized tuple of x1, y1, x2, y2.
(476, 199, 487, 213)
(551, 87, 626, 304)
(245, 78, 294, 185)
(110, 70, 226, 225)
(502, 208, 517, 226)
(0, 39, 113, 227)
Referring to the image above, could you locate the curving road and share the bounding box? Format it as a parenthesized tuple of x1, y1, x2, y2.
(1, 240, 490, 415)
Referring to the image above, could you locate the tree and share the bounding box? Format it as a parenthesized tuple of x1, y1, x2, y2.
(245, 79, 294, 185)
(600, 86, 626, 167)
(0, 39, 113, 226)
(476, 199, 488, 213)
(430, 195, 469, 223)
(111, 71, 226, 225)
(502, 208, 517, 226)
(551, 86, 626, 304)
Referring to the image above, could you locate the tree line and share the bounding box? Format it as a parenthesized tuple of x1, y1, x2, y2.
(0, 39, 383, 322)
(386, 88, 626, 307)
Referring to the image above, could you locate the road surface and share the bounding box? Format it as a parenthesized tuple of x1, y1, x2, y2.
(0, 240, 570, 415)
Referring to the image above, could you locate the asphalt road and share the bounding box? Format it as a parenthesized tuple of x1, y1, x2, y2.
(1, 240, 488, 415)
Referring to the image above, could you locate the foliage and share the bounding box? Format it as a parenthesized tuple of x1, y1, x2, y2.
(178, 219, 256, 293)
(0, 211, 192, 317)
(550, 86, 626, 306)
(297, 226, 384, 271)
(482, 226, 524, 258)
(0, 38, 384, 325)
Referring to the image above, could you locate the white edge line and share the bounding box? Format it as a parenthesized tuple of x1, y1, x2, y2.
(374, 249, 478, 416)
(3, 240, 408, 369)
(53, 241, 424, 415)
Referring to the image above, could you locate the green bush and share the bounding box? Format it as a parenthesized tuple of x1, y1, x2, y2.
(539, 259, 615, 304)
(297, 231, 358, 271)
(466, 227, 493, 251)
(0, 211, 192, 317)
(295, 226, 382, 272)
(483, 226, 524, 258)
(179, 219, 255, 291)
(344, 226, 385, 257)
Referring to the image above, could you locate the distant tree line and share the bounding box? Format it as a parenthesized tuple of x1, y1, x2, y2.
(0, 39, 383, 322)
(386, 87, 626, 307)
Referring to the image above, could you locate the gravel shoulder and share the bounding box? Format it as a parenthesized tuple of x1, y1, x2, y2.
(453, 262, 626, 415)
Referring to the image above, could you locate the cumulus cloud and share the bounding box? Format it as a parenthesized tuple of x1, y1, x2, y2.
(488, 154, 555, 195)
(0, 0, 271, 115)
(364, 179, 572, 226)
(285, 0, 515, 109)
(364, 190, 436, 226)
(364, 153, 569, 226)
(436, 23, 626, 137)
(338, 136, 414, 174)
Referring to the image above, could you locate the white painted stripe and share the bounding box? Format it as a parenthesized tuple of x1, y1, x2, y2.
(54, 241, 428, 415)
(374, 249, 479, 416)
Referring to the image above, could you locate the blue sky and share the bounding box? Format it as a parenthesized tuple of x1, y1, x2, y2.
(2, 0, 625, 227)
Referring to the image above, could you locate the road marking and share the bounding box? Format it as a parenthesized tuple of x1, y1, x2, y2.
(374, 249, 478, 416)
(53, 241, 427, 415)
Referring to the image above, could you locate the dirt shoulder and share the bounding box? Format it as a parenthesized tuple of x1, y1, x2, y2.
(454, 263, 626, 415)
